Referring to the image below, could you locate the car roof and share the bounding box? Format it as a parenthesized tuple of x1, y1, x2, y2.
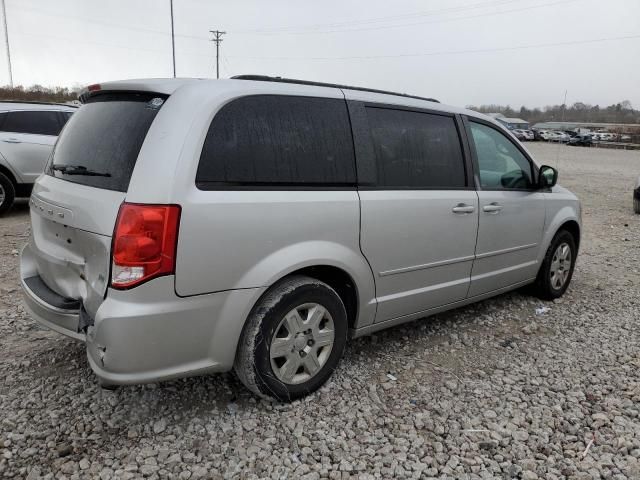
(82, 77, 503, 127)
(0, 101, 78, 112)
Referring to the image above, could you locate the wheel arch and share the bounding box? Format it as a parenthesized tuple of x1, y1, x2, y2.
(0, 163, 18, 186)
(538, 206, 581, 266)
(279, 265, 360, 330)
(558, 219, 581, 250)
(234, 241, 377, 330)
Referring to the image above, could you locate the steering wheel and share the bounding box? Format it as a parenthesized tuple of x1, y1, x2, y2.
(501, 169, 528, 189)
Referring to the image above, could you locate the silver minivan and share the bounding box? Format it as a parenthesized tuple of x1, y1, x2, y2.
(20, 76, 581, 400)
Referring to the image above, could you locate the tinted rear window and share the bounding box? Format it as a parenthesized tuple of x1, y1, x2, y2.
(48, 93, 165, 192)
(366, 107, 466, 188)
(196, 95, 355, 188)
(2, 110, 63, 136)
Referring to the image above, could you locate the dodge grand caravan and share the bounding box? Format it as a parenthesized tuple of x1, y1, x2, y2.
(20, 76, 581, 400)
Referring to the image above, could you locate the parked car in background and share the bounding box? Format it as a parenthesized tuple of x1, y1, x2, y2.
(598, 132, 614, 141)
(512, 129, 527, 141)
(552, 131, 570, 143)
(568, 134, 593, 147)
(634, 175, 640, 214)
(533, 129, 546, 141)
(513, 129, 533, 141)
(0, 102, 76, 214)
(538, 130, 553, 141)
(20, 76, 582, 401)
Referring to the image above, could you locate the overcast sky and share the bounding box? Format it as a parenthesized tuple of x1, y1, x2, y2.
(2, 0, 639, 108)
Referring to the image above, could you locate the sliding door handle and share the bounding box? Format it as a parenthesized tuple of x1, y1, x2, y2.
(452, 203, 475, 214)
(483, 202, 503, 213)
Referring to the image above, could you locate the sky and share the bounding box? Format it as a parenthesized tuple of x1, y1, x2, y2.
(1, 0, 639, 108)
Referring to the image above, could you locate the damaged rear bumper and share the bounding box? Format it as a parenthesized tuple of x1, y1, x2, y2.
(21, 272, 86, 342)
(21, 242, 265, 385)
(84, 277, 265, 385)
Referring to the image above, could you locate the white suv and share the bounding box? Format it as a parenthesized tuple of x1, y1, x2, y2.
(0, 102, 76, 214)
(20, 77, 581, 400)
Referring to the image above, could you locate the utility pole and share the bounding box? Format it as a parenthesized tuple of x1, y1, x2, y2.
(170, 0, 176, 77)
(1, 0, 12, 87)
(209, 30, 226, 79)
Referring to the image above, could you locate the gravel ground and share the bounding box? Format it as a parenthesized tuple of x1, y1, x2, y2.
(1, 143, 639, 479)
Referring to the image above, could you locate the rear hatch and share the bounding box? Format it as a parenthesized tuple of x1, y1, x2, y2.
(26, 92, 166, 319)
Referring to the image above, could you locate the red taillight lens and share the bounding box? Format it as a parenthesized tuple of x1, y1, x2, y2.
(111, 203, 181, 289)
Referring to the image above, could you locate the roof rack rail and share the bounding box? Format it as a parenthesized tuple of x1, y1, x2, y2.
(0, 100, 78, 107)
(231, 75, 439, 103)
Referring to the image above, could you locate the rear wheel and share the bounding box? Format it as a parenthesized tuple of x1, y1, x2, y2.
(634, 196, 640, 214)
(234, 275, 348, 401)
(533, 230, 577, 300)
(0, 172, 16, 216)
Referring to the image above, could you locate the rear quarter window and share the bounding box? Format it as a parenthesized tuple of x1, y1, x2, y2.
(48, 93, 165, 192)
(196, 95, 356, 188)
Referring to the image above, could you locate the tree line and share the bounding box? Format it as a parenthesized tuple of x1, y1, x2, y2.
(467, 101, 640, 125)
(0, 85, 80, 103)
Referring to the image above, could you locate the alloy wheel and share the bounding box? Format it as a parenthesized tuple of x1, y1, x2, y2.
(269, 303, 335, 385)
(550, 242, 572, 289)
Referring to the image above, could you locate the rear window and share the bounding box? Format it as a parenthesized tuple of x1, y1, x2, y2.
(196, 95, 356, 188)
(2, 110, 63, 136)
(48, 93, 165, 192)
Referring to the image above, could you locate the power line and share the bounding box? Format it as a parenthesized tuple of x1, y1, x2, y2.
(233, 0, 525, 33)
(232, 0, 580, 36)
(10, 4, 210, 42)
(210, 30, 226, 79)
(228, 33, 640, 61)
(1, 0, 12, 87)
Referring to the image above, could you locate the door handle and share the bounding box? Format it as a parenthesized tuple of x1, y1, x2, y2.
(3, 138, 20, 144)
(452, 203, 475, 214)
(483, 202, 503, 213)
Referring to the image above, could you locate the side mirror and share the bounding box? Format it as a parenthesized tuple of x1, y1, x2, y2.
(538, 165, 558, 189)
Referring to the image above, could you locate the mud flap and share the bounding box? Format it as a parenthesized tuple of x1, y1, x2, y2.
(78, 304, 94, 333)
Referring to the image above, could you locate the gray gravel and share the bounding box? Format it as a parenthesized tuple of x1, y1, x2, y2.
(1, 143, 640, 479)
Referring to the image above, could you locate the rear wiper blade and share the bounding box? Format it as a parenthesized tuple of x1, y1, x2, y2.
(51, 164, 111, 177)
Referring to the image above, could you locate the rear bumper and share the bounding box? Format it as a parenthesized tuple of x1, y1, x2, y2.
(21, 242, 265, 384)
(20, 245, 85, 342)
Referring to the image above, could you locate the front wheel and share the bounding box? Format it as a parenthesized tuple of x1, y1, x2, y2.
(634, 196, 640, 214)
(533, 230, 577, 300)
(234, 275, 348, 401)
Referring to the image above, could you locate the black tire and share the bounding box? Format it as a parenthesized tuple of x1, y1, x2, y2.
(234, 275, 348, 402)
(0, 171, 16, 216)
(533, 230, 577, 300)
(634, 197, 640, 214)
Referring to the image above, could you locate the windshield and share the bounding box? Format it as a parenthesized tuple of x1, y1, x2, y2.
(48, 92, 166, 192)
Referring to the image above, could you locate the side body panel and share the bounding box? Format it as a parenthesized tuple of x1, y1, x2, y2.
(0, 132, 55, 184)
(359, 190, 479, 321)
(126, 82, 377, 328)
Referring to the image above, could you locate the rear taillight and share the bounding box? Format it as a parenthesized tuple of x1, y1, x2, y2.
(111, 203, 181, 289)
